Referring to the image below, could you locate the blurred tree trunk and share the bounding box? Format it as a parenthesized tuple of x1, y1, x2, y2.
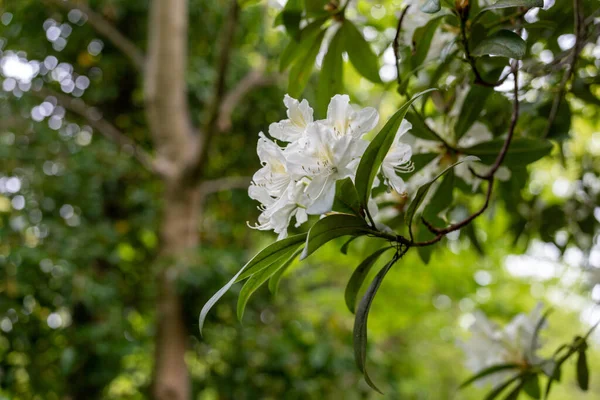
(145, 0, 196, 399)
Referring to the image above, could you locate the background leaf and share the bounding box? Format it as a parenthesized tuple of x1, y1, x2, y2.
(472, 30, 526, 59)
(341, 21, 382, 83)
(461, 138, 553, 166)
(345, 247, 392, 313)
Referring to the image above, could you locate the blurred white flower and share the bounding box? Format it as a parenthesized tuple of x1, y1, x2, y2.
(460, 303, 547, 386)
(268, 95, 314, 142)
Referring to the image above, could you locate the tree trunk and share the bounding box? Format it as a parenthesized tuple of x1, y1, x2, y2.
(153, 184, 199, 400)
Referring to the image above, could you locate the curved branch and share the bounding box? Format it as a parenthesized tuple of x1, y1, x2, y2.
(33, 86, 173, 176)
(43, 0, 145, 72)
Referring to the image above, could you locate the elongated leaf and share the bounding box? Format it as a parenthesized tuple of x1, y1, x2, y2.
(237, 247, 302, 320)
(405, 110, 443, 142)
(332, 177, 363, 217)
(301, 214, 370, 260)
(282, 0, 302, 39)
(199, 233, 307, 334)
(577, 349, 589, 391)
(354, 256, 398, 393)
(484, 373, 524, 400)
(486, 0, 543, 10)
(341, 236, 358, 255)
(504, 381, 524, 400)
(288, 30, 326, 97)
(405, 156, 479, 240)
(279, 18, 328, 72)
(341, 21, 381, 83)
(523, 374, 541, 399)
(317, 27, 345, 115)
(460, 363, 521, 388)
(460, 138, 553, 166)
(355, 89, 437, 207)
(421, 0, 441, 13)
(423, 169, 454, 220)
(345, 247, 392, 313)
(412, 16, 444, 69)
(454, 86, 493, 140)
(472, 30, 526, 59)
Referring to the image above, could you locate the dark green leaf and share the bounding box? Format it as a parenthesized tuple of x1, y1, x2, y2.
(577, 349, 589, 391)
(572, 79, 600, 107)
(504, 381, 524, 400)
(465, 222, 485, 255)
(523, 374, 541, 399)
(341, 236, 358, 255)
(460, 138, 553, 166)
(282, 0, 303, 40)
(345, 247, 392, 313)
(405, 156, 478, 240)
(305, 0, 328, 14)
(237, 247, 302, 320)
(405, 110, 444, 142)
(267, 252, 295, 296)
(354, 256, 398, 393)
(279, 17, 328, 71)
(341, 21, 382, 83)
(317, 27, 345, 115)
(421, 0, 441, 13)
(484, 374, 524, 400)
(412, 16, 444, 69)
(454, 86, 493, 140)
(423, 169, 454, 219)
(542, 101, 571, 141)
(403, 153, 439, 179)
(460, 363, 521, 389)
(288, 30, 327, 97)
(355, 89, 436, 207)
(486, 0, 543, 10)
(472, 30, 526, 59)
(199, 233, 307, 334)
(301, 214, 370, 260)
(332, 177, 363, 217)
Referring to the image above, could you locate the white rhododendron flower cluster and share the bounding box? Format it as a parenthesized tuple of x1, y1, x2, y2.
(460, 304, 547, 386)
(248, 94, 414, 239)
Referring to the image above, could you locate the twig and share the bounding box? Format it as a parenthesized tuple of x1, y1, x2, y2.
(542, 0, 584, 139)
(33, 86, 173, 176)
(217, 69, 277, 132)
(43, 0, 145, 72)
(199, 176, 251, 197)
(191, 0, 240, 180)
(392, 5, 411, 88)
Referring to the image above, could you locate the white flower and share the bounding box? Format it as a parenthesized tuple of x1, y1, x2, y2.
(381, 119, 414, 194)
(268, 94, 314, 142)
(287, 121, 368, 215)
(250, 133, 291, 198)
(460, 304, 547, 387)
(326, 94, 379, 139)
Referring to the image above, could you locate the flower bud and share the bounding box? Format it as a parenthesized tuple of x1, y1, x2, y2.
(455, 0, 470, 19)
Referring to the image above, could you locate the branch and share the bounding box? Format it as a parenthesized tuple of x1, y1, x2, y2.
(217, 68, 277, 132)
(34, 86, 173, 176)
(199, 176, 250, 197)
(412, 66, 521, 247)
(392, 5, 411, 88)
(43, 0, 145, 72)
(542, 0, 584, 139)
(191, 0, 240, 181)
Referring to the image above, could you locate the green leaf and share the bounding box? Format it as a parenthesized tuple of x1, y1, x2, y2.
(484, 374, 524, 400)
(332, 177, 363, 217)
(421, 0, 441, 13)
(460, 363, 521, 389)
(355, 89, 437, 208)
(523, 374, 541, 399)
(542, 101, 571, 141)
(486, 0, 543, 10)
(340, 236, 358, 255)
(199, 233, 307, 334)
(279, 18, 328, 72)
(267, 254, 293, 296)
(354, 256, 398, 393)
(305, 0, 328, 14)
(460, 138, 553, 166)
(423, 169, 454, 220)
(403, 153, 439, 179)
(454, 86, 493, 140)
(282, 0, 303, 40)
(572, 78, 600, 107)
(317, 27, 345, 115)
(405, 109, 443, 142)
(300, 214, 370, 260)
(288, 29, 327, 97)
(472, 30, 526, 59)
(341, 21, 382, 83)
(465, 222, 485, 255)
(237, 247, 302, 321)
(345, 247, 392, 313)
(577, 349, 589, 391)
(504, 381, 524, 400)
(405, 156, 479, 240)
(412, 16, 444, 69)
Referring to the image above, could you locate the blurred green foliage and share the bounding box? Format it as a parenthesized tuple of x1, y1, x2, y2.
(0, 0, 599, 399)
